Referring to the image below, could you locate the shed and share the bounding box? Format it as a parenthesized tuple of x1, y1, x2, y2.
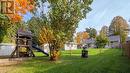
(64, 42, 77, 50)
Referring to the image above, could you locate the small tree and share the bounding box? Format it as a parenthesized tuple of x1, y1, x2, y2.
(76, 32, 89, 47)
(96, 33, 109, 48)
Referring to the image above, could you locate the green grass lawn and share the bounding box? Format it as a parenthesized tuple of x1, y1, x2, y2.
(6, 49, 130, 73)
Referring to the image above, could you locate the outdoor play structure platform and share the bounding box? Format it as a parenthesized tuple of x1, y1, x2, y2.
(0, 29, 49, 58)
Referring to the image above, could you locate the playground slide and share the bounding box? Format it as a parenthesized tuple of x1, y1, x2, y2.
(32, 45, 49, 56)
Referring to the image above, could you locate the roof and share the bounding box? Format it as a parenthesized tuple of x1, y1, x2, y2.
(17, 29, 32, 38)
(86, 38, 96, 44)
(66, 42, 77, 45)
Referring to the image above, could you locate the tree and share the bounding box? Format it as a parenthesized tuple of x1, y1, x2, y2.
(0, 0, 35, 43)
(86, 27, 97, 38)
(96, 33, 109, 48)
(0, 14, 25, 43)
(33, 0, 93, 61)
(28, 17, 43, 45)
(100, 26, 109, 36)
(0, 15, 28, 43)
(6, 0, 35, 22)
(0, 14, 10, 43)
(109, 16, 129, 45)
(76, 32, 89, 45)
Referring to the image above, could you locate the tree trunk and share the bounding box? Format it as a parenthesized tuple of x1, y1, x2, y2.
(49, 44, 59, 61)
(119, 36, 124, 56)
(50, 50, 59, 61)
(50, 49, 59, 61)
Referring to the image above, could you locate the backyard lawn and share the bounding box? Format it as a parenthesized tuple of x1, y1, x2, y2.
(2, 49, 130, 73)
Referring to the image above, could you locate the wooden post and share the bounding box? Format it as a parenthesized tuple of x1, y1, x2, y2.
(16, 33, 19, 57)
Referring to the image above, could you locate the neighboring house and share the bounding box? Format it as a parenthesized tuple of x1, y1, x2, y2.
(108, 35, 120, 48)
(85, 36, 123, 48)
(85, 38, 96, 48)
(40, 44, 50, 53)
(64, 42, 77, 50)
(0, 43, 16, 56)
(43, 44, 50, 53)
(126, 36, 130, 42)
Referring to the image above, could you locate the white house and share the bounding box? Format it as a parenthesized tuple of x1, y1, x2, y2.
(64, 42, 77, 50)
(126, 36, 130, 42)
(43, 44, 50, 53)
(0, 43, 16, 56)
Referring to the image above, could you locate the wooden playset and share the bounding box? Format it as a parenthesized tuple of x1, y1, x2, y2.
(11, 29, 35, 58)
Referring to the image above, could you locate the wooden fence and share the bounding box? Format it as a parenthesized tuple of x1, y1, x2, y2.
(122, 41, 130, 58)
